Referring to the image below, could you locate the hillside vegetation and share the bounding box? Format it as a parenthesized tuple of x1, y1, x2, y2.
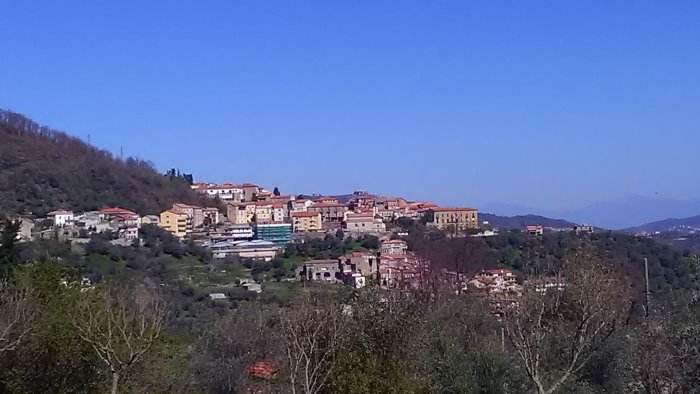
(480, 213, 577, 230)
(0, 110, 205, 216)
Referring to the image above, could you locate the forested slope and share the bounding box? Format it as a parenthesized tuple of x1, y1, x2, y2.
(0, 110, 205, 216)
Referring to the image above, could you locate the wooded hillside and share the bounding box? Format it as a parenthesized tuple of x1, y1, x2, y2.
(0, 110, 206, 216)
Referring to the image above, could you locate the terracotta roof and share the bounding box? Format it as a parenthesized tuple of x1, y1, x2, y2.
(292, 211, 320, 218)
(246, 361, 275, 379)
(310, 203, 347, 208)
(47, 209, 73, 216)
(272, 202, 285, 208)
(430, 207, 477, 212)
(100, 207, 137, 215)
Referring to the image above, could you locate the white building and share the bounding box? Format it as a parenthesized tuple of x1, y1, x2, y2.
(291, 199, 313, 212)
(47, 210, 74, 227)
(380, 239, 408, 256)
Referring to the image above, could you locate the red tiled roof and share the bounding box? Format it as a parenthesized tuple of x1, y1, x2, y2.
(47, 209, 72, 216)
(100, 207, 137, 215)
(246, 361, 275, 379)
(430, 207, 477, 212)
(310, 203, 347, 208)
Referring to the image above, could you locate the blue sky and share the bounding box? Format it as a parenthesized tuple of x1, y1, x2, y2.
(1, 1, 699, 211)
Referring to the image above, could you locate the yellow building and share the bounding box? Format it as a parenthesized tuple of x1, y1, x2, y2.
(429, 208, 479, 231)
(291, 211, 322, 233)
(159, 209, 189, 237)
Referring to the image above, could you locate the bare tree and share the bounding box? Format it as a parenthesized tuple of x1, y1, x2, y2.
(503, 249, 631, 394)
(281, 298, 345, 394)
(74, 281, 169, 394)
(0, 279, 34, 353)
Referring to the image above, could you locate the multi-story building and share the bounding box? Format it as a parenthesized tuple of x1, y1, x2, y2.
(159, 209, 189, 237)
(299, 260, 340, 282)
(344, 212, 386, 234)
(428, 207, 479, 231)
(291, 199, 313, 212)
(315, 196, 339, 204)
(272, 203, 286, 223)
(47, 210, 74, 227)
(291, 211, 322, 233)
(526, 225, 544, 235)
(380, 239, 408, 256)
(173, 203, 205, 228)
(308, 203, 348, 222)
(240, 183, 260, 202)
(192, 183, 243, 202)
(253, 223, 292, 246)
(338, 252, 379, 277)
(202, 207, 221, 225)
(226, 201, 274, 224)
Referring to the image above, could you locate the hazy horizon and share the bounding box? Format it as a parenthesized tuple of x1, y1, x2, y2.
(2, 1, 700, 212)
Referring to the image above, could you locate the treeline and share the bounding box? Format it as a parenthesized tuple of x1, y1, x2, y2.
(0, 110, 207, 216)
(398, 217, 699, 294)
(1, 252, 700, 393)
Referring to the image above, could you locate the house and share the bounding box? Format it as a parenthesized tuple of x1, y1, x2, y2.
(380, 239, 408, 256)
(299, 260, 340, 282)
(256, 191, 273, 201)
(315, 196, 339, 204)
(428, 207, 479, 231)
(338, 252, 379, 277)
(291, 199, 313, 212)
(253, 223, 292, 246)
(47, 210, 74, 227)
(172, 203, 205, 228)
(526, 225, 544, 235)
(202, 207, 221, 225)
(209, 293, 227, 300)
(291, 211, 322, 233)
(468, 269, 520, 295)
(344, 212, 386, 234)
(226, 201, 274, 224)
(118, 225, 139, 240)
(141, 215, 160, 226)
(272, 203, 286, 222)
(19, 217, 34, 241)
(308, 203, 348, 222)
(159, 209, 189, 237)
(270, 194, 295, 204)
(240, 183, 261, 202)
(574, 225, 594, 234)
(99, 207, 138, 221)
(192, 183, 243, 201)
(111, 214, 140, 229)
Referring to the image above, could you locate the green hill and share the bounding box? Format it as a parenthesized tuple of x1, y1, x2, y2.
(0, 110, 206, 216)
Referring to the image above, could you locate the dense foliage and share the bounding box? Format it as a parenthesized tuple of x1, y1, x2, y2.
(0, 110, 206, 216)
(402, 221, 700, 295)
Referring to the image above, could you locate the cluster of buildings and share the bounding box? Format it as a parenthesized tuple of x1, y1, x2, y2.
(41, 207, 143, 242)
(193, 184, 481, 236)
(298, 239, 424, 290)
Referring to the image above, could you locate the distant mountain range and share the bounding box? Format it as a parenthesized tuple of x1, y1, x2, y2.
(625, 215, 700, 234)
(479, 213, 577, 231)
(481, 195, 700, 230)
